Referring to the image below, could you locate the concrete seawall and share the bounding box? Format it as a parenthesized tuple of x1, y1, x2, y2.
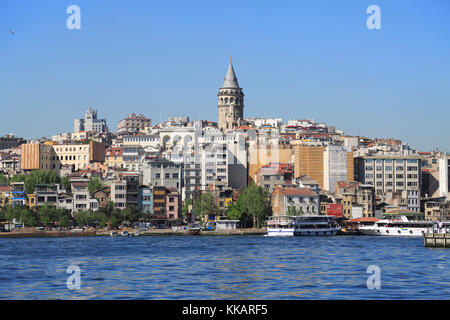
(424, 233, 450, 248)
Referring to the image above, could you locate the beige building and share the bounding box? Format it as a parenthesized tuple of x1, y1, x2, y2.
(21, 141, 106, 172)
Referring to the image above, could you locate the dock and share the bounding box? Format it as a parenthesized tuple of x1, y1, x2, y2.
(424, 233, 450, 248)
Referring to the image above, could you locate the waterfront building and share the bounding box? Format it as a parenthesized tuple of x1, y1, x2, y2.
(354, 155, 422, 210)
(11, 182, 26, 207)
(217, 57, 244, 130)
(271, 185, 320, 216)
(123, 174, 140, 208)
(138, 185, 153, 214)
(153, 186, 167, 225)
(165, 188, 180, 221)
(110, 181, 127, 210)
(34, 184, 59, 208)
(334, 181, 360, 219)
(356, 184, 376, 218)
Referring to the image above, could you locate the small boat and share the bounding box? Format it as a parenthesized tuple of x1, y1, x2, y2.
(121, 230, 131, 237)
(187, 223, 203, 235)
(110, 231, 118, 237)
(266, 216, 295, 237)
(294, 215, 341, 236)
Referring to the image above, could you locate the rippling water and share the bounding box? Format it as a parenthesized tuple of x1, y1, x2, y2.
(0, 236, 449, 299)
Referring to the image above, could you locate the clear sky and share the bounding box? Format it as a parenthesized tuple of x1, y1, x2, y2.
(1, 0, 449, 152)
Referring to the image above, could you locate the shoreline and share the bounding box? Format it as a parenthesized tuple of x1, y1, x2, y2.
(0, 228, 267, 238)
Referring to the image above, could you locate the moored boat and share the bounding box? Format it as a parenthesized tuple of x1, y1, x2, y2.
(294, 215, 340, 236)
(266, 216, 295, 237)
(359, 215, 434, 237)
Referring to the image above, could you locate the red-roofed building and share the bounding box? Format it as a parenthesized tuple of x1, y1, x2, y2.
(271, 185, 320, 216)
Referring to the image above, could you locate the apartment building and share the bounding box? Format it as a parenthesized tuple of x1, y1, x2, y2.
(105, 147, 124, 169)
(138, 185, 153, 214)
(294, 144, 354, 192)
(0, 134, 25, 151)
(142, 158, 182, 192)
(271, 185, 320, 216)
(117, 113, 152, 134)
(355, 155, 421, 208)
(110, 181, 127, 209)
(21, 141, 106, 172)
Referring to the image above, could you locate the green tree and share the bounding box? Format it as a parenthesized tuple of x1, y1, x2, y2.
(9, 174, 26, 183)
(193, 193, 218, 222)
(19, 207, 38, 227)
(182, 198, 193, 222)
(74, 210, 91, 227)
(4, 205, 20, 226)
(38, 203, 59, 228)
(57, 209, 71, 230)
(226, 203, 242, 220)
(94, 211, 108, 228)
(23, 170, 61, 193)
(109, 215, 120, 229)
(0, 174, 9, 184)
(61, 176, 72, 195)
(236, 183, 271, 228)
(88, 177, 105, 196)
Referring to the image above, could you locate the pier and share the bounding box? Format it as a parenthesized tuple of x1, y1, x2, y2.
(424, 233, 450, 248)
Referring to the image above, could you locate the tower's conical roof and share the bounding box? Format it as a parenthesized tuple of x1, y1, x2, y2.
(222, 57, 240, 88)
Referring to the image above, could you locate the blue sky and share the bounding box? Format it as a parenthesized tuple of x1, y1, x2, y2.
(1, 0, 449, 152)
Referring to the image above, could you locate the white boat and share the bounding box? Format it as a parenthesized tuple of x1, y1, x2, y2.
(359, 215, 434, 237)
(294, 215, 341, 236)
(266, 216, 295, 237)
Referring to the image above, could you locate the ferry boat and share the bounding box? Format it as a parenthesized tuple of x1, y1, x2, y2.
(359, 215, 434, 237)
(293, 215, 341, 236)
(266, 216, 295, 237)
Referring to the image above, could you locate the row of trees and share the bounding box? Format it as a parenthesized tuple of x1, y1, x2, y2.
(0, 201, 151, 230)
(2, 169, 102, 196)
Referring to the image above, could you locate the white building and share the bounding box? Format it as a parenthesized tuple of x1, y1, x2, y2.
(323, 146, 351, 193)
